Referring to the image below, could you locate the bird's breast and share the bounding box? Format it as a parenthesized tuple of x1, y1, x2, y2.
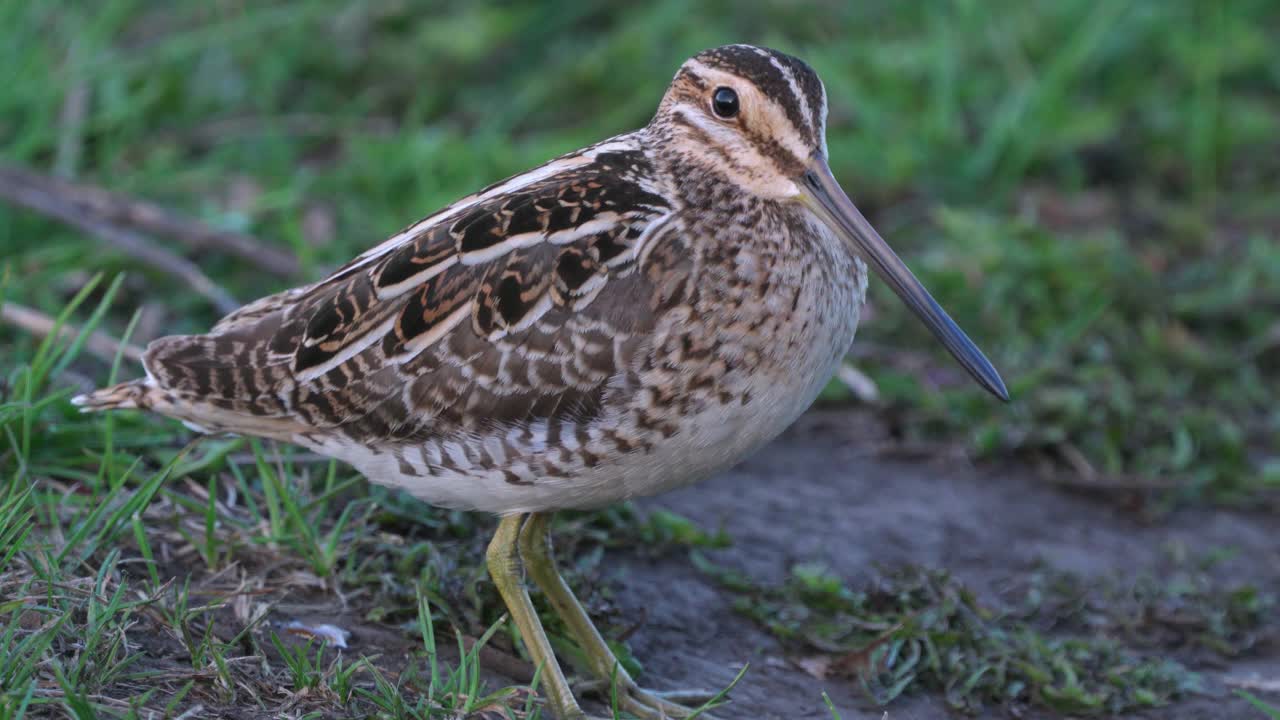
(610, 213, 868, 496)
(322, 207, 869, 514)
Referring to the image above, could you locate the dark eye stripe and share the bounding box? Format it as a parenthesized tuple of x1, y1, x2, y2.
(694, 45, 822, 144)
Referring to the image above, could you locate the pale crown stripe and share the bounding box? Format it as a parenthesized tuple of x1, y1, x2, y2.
(753, 46, 813, 136)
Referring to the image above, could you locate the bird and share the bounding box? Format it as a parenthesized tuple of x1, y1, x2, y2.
(74, 44, 1008, 720)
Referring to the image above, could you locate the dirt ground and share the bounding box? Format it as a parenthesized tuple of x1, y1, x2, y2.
(246, 408, 1278, 720)
(589, 410, 1280, 720)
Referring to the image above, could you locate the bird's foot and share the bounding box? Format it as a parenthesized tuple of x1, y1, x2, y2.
(579, 679, 725, 719)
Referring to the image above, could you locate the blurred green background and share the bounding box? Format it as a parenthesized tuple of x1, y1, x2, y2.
(2, 2, 1279, 718)
(2, 0, 1277, 498)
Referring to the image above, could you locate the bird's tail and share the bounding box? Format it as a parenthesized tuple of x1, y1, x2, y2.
(72, 373, 304, 441)
(72, 379, 154, 412)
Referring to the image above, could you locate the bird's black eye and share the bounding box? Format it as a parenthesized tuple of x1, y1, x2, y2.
(711, 87, 739, 118)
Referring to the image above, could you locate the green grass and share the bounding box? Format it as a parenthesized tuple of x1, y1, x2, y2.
(2, 1, 1278, 717)
(1241, 692, 1280, 720)
(703, 560, 1164, 714)
(693, 551, 1274, 714)
(4, 1, 1276, 501)
(0, 322, 712, 717)
(0, 286, 730, 715)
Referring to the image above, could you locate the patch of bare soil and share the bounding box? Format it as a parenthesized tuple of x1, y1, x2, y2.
(597, 410, 1280, 719)
(119, 409, 1276, 719)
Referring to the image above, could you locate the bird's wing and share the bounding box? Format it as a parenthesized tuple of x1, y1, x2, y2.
(130, 134, 683, 441)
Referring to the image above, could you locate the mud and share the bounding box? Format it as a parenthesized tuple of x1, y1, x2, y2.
(193, 409, 1278, 719)
(595, 411, 1280, 719)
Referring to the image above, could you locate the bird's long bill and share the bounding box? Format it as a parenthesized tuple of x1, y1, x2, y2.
(798, 156, 1010, 402)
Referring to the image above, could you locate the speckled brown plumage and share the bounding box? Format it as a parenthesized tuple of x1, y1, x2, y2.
(76, 45, 1007, 720)
(77, 46, 877, 514)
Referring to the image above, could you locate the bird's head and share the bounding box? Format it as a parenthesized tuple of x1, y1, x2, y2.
(652, 44, 1009, 401)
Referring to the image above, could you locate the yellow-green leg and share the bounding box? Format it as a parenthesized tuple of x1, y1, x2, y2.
(517, 512, 722, 719)
(487, 514, 603, 720)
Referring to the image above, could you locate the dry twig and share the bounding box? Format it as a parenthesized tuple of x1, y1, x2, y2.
(0, 164, 241, 313)
(1, 301, 145, 365)
(0, 162, 298, 277)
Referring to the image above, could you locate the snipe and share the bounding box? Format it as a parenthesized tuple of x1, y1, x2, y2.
(77, 44, 1008, 719)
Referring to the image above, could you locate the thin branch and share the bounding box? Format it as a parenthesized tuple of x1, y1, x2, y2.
(1, 301, 145, 365)
(0, 165, 240, 314)
(0, 162, 299, 277)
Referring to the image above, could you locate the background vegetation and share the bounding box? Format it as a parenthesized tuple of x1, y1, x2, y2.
(1, 1, 1276, 718)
